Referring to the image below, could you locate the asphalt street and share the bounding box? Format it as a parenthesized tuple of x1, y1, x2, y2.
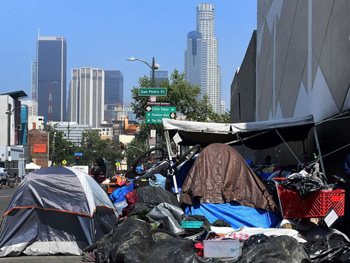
(0, 187, 83, 263)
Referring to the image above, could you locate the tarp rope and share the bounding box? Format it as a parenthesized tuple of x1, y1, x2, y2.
(321, 142, 350, 159)
(275, 129, 301, 164)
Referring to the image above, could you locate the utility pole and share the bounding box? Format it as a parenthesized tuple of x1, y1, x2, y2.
(6, 104, 12, 146)
(151, 57, 156, 88)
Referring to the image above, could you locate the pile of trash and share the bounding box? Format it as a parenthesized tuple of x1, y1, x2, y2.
(83, 183, 350, 263)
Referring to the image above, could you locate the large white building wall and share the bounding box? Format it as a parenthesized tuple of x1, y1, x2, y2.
(257, 0, 350, 123)
(0, 96, 15, 146)
(71, 68, 105, 128)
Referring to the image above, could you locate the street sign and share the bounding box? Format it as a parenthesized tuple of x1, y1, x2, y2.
(149, 137, 156, 146)
(139, 88, 167, 96)
(152, 106, 176, 112)
(146, 112, 171, 118)
(115, 162, 120, 167)
(147, 101, 171, 106)
(74, 153, 83, 156)
(62, 160, 67, 165)
(145, 118, 163, 124)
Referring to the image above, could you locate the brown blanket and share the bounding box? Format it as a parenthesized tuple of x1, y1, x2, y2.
(180, 143, 278, 212)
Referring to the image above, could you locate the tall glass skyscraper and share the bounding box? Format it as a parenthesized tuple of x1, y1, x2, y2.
(150, 71, 169, 85)
(104, 70, 124, 123)
(37, 36, 67, 121)
(185, 4, 221, 113)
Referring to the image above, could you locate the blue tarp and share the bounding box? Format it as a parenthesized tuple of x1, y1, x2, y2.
(184, 200, 281, 229)
(110, 182, 134, 203)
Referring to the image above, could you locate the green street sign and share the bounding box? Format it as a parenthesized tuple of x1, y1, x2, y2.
(145, 118, 163, 124)
(146, 112, 170, 118)
(139, 88, 167, 96)
(152, 106, 176, 112)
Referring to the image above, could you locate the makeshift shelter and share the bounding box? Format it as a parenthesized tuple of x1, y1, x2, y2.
(180, 143, 280, 228)
(0, 166, 118, 257)
(163, 115, 325, 185)
(163, 115, 315, 149)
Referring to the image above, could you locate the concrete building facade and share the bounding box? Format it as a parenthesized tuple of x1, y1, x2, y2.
(69, 68, 105, 128)
(254, 0, 350, 176)
(257, 0, 350, 122)
(230, 31, 257, 123)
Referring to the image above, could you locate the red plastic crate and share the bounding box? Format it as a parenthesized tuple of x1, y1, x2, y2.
(277, 185, 345, 219)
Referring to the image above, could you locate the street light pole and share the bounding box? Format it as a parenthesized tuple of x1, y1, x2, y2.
(151, 57, 156, 88)
(126, 56, 159, 87)
(127, 56, 160, 147)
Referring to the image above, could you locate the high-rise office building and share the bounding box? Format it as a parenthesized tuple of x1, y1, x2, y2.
(184, 31, 207, 96)
(69, 68, 105, 128)
(104, 70, 123, 123)
(37, 36, 67, 122)
(185, 4, 221, 113)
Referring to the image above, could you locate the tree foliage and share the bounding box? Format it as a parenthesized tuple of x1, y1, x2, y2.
(124, 139, 149, 166)
(79, 130, 123, 167)
(131, 69, 230, 143)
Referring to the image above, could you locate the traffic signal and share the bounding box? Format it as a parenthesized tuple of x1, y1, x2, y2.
(120, 143, 124, 151)
(76, 156, 80, 164)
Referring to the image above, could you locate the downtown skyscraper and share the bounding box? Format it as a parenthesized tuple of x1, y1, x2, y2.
(184, 3, 221, 113)
(37, 36, 67, 121)
(104, 70, 123, 123)
(69, 68, 105, 128)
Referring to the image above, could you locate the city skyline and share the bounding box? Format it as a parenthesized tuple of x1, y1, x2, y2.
(0, 1, 257, 112)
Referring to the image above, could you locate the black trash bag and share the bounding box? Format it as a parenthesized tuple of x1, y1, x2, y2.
(281, 175, 324, 200)
(262, 179, 280, 205)
(211, 219, 231, 228)
(239, 235, 310, 263)
(242, 234, 269, 250)
(136, 185, 180, 207)
(304, 229, 350, 263)
(125, 231, 239, 263)
(128, 202, 155, 219)
(146, 203, 184, 235)
(87, 217, 152, 263)
(335, 247, 350, 262)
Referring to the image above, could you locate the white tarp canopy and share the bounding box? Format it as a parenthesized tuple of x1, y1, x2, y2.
(25, 162, 41, 170)
(163, 115, 315, 150)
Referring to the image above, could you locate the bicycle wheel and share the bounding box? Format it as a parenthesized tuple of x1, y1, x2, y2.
(174, 144, 201, 170)
(132, 147, 166, 176)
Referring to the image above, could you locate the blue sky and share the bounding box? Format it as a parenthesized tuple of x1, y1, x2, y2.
(0, 0, 257, 111)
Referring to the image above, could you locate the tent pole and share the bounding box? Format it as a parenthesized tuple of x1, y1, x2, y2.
(313, 126, 326, 176)
(164, 130, 180, 201)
